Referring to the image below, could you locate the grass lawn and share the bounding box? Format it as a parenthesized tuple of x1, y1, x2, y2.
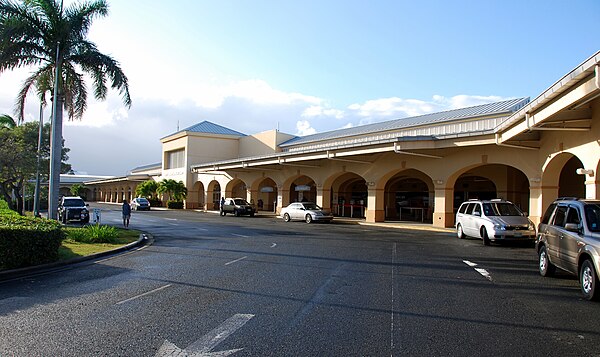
(58, 228, 141, 261)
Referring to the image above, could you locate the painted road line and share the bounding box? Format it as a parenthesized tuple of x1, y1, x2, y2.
(156, 314, 254, 357)
(270, 243, 277, 248)
(232, 233, 249, 238)
(116, 284, 172, 305)
(475, 268, 493, 281)
(463, 260, 492, 281)
(165, 218, 177, 221)
(225, 256, 248, 266)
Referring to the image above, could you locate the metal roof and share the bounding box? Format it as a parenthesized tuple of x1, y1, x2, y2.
(171, 120, 247, 137)
(280, 98, 529, 147)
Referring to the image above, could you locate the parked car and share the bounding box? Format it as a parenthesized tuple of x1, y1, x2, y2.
(280, 202, 333, 223)
(536, 198, 600, 301)
(131, 197, 151, 211)
(220, 198, 256, 217)
(455, 199, 536, 245)
(57, 196, 90, 224)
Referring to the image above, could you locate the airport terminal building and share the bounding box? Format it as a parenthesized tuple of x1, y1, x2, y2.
(86, 51, 600, 228)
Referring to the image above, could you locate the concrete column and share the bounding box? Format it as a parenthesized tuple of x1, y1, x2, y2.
(585, 177, 598, 199)
(276, 186, 286, 215)
(433, 187, 454, 228)
(365, 187, 385, 223)
(317, 187, 331, 210)
(528, 184, 543, 225)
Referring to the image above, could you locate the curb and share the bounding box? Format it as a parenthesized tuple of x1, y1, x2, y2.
(0, 232, 153, 282)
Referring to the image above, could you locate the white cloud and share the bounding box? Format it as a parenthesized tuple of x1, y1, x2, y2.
(295, 120, 317, 136)
(301, 105, 344, 119)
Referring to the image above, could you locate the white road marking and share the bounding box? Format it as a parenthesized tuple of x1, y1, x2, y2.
(463, 260, 493, 281)
(225, 256, 248, 266)
(165, 218, 177, 221)
(232, 233, 249, 238)
(475, 268, 493, 281)
(156, 314, 254, 357)
(116, 284, 172, 305)
(270, 243, 277, 248)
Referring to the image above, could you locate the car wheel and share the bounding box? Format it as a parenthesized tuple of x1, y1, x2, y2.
(305, 214, 313, 224)
(220, 210, 225, 216)
(457, 224, 465, 239)
(481, 227, 490, 246)
(538, 245, 555, 277)
(235, 210, 241, 217)
(249, 212, 255, 217)
(580, 259, 600, 301)
(283, 213, 291, 222)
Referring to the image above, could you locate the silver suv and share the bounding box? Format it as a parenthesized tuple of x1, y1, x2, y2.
(455, 199, 536, 245)
(536, 198, 600, 301)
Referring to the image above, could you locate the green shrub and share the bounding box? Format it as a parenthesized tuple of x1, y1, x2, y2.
(0, 215, 64, 270)
(66, 224, 119, 244)
(148, 198, 162, 207)
(167, 200, 183, 209)
(0, 199, 9, 210)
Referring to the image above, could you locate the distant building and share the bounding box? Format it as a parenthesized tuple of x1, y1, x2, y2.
(86, 50, 600, 228)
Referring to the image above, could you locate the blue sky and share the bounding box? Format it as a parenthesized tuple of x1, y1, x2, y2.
(0, 0, 598, 175)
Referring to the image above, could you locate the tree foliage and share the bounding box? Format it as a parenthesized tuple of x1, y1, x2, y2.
(135, 180, 159, 199)
(157, 179, 187, 202)
(69, 183, 85, 198)
(0, 0, 132, 122)
(0, 122, 70, 214)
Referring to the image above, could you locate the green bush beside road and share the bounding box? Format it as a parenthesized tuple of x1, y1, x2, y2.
(0, 209, 65, 270)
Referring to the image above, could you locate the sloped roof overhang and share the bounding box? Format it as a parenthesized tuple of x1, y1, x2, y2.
(495, 51, 600, 143)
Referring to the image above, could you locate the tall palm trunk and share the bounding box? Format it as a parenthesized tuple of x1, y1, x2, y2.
(48, 54, 63, 219)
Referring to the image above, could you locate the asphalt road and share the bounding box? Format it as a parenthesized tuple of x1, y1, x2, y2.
(1, 203, 599, 356)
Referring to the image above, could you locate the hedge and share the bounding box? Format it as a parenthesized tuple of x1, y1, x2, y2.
(0, 213, 65, 270)
(167, 200, 184, 209)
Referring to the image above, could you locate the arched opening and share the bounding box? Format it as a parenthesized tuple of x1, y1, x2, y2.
(559, 156, 585, 198)
(207, 180, 221, 211)
(542, 153, 585, 210)
(227, 179, 248, 200)
(330, 172, 367, 218)
(257, 178, 278, 212)
(189, 181, 205, 209)
(384, 170, 433, 222)
(453, 164, 530, 213)
(290, 175, 316, 203)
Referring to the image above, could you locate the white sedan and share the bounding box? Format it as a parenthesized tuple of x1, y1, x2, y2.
(280, 202, 333, 223)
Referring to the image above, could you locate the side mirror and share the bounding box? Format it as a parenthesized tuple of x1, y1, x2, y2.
(564, 223, 581, 233)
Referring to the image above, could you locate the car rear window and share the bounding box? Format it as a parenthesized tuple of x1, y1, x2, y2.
(465, 203, 475, 215)
(584, 204, 600, 232)
(458, 204, 468, 214)
(234, 199, 248, 205)
(482, 202, 523, 216)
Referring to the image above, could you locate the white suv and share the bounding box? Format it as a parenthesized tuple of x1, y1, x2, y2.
(455, 199, 536, 245)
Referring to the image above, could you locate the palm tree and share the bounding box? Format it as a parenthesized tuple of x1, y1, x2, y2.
(157, 179, 187, 202)
(0, 114, 16, 129)
(0, 0, 131, 219)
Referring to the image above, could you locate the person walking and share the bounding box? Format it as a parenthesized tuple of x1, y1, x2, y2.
(122, 199, 131, 228)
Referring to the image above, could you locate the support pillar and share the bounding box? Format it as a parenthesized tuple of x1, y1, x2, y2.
(365, 187, 385, 223)
(433, 187, 454, 228)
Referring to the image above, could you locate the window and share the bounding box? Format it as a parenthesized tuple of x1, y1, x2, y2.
(458, 204, 468, 214)
(585, 204, 600, 232)
(465, 203, 475, 215)
(565, 207, 581, 225)
(473, 204, 481, 216)
(165, 149, 185, 169)
(541, 203, 556, 224)
(552, 206, 568, 227)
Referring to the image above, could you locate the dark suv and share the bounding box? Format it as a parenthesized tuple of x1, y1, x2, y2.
(220, 198, 256, 217)
(58, 196, 90, 224)
(536, 198, 600, 301)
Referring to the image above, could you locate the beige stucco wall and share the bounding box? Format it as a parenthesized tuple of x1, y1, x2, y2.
(239, 129, 295, 157)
